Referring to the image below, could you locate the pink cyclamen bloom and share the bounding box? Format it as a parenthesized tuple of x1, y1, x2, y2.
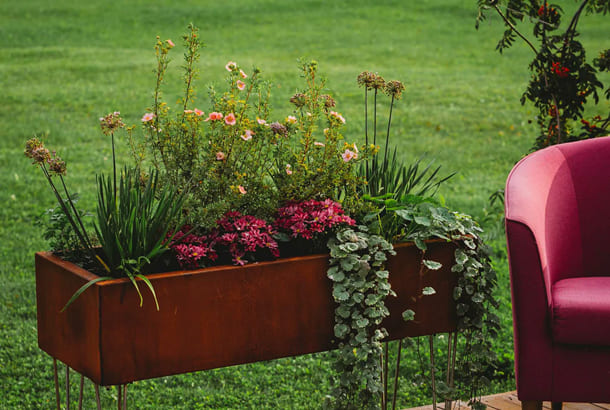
(314, 141, 325, 147)
(216, 151, 226, 161)
(141, 113, 155, 122)
(329, 111, 346, 124)
(240, 129, 254, 141)
(225, 113, 236, 126)
(194, 108, 204, 116)
(257, 117, 267, 125)
(285, 164, 293, 175)
(239, 69, 247, 79)
(206, 112, 223, 121)
(341, 149, 357, 162)
(238, 185, 247, 195)
(167, 39, 175, 48)
(225, 61, 237, 72)
(236, 80, 246, 91)
(286, 115, 297, 124)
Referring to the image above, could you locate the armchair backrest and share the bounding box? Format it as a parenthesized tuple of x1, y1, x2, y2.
(506, 136, 610, 292)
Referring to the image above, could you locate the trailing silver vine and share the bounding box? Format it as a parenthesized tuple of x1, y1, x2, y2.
(325, 225, 395, 410)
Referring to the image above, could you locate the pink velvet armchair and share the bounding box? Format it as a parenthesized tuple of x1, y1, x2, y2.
(505, 136, 610, 409)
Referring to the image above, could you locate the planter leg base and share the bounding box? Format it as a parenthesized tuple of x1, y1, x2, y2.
(48, 355, 130, 410)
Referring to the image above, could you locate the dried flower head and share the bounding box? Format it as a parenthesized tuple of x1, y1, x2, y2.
(24, 138, 45, 161)
(47, 155, 67, 176)
(290, 93, 308, 108)
(24, 138, 51, 165)
(357, 71, 386, 90)
(384, 80, 405, 99)
(321, 94, 336, 109)
(99, 111, 125, 135)
(270, 122, 288, 137)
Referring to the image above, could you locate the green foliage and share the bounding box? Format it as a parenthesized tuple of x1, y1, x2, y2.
(38, 194, 89, 253)
(363, 193, 501, 406)
(131, 28, 369, 230)
(476, 0, 610, 150)
(359, 149, 455, 200)
(325, 226, 396, 410)
(94, 167, 185, 308)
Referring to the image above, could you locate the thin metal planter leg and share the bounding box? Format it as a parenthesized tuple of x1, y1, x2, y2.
(53, 358, 61, 410)
(391, 338, 403, 410)
(429, 335, 436, 410)
(94, 383, 102, 410)
(117, 384, 122, 410)
(78, 374, 84, 410)
(65, 364, 71, 410)
(444, 332, 458, 410)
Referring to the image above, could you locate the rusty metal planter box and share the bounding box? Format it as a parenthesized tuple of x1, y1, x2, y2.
(35, 240, 457, 386)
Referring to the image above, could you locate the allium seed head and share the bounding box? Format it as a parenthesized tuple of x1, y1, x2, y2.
(384, 80, 405, 99)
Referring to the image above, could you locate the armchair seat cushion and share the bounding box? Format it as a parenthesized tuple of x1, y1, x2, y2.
(552, 277, 610, 346)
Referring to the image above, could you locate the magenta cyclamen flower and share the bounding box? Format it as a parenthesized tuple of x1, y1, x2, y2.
(274, 199, 355, 240)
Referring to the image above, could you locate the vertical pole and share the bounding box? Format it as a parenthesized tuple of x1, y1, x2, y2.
(94, 383, 102, 410)
(429, 336, 436, 410)
(123, 384, 128, 410)
(78, 374, 84, 410)
(445, 332, 454, 410)
(117, 385, 122, 410)
(53, 358, 60, 410)
(65, 365, 70, 410)
(391, 339, 403, 410)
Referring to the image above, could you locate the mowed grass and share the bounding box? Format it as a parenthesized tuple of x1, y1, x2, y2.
(0, 1, 608, 408)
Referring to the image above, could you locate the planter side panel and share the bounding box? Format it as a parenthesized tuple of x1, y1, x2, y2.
(97, 255, 336, 385)
(36, 241, 458, 386)
(385, 241, 458, 338)
(36, 253, 102, 382)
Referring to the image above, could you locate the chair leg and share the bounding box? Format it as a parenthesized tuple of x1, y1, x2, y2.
(521, 401, 543, 410)
(551, 403, 563, 410)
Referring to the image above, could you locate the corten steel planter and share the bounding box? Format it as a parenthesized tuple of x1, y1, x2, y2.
(36, 240, 458, 386)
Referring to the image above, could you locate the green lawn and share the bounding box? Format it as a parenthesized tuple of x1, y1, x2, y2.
(1, 1, 607, 408)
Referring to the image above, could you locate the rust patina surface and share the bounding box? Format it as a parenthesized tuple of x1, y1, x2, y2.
(36, 240, 457, 386)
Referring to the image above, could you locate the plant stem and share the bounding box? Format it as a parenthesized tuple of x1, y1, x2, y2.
(58, 175, 92, 249)
(365, 88, 369, 180)
(111, 133, 117, 202)
(493, 4, 538, 54)
(384, 95, 395, 164)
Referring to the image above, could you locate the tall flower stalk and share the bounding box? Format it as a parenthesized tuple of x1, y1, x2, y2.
(24, 138, 109, 273)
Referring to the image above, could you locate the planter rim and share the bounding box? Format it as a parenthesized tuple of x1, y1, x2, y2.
(35, 238, 454, 286)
